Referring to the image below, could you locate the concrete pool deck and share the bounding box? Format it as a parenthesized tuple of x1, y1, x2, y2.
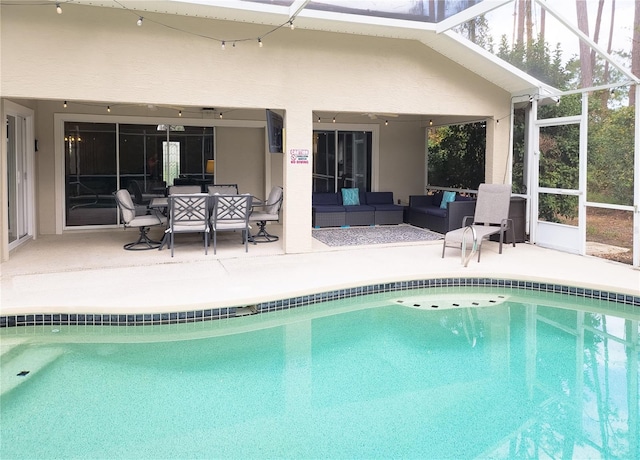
(1, 225, 639, 316)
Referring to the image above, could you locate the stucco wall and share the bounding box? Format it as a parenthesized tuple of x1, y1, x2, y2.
(378, 121, 426, 204)
(215, 127, 265, 198)
(1, 4, 509, 123)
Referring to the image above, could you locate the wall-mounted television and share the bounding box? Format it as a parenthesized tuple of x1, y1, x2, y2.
(266, 109, 283, 153)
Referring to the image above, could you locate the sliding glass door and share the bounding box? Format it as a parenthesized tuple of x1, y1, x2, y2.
(312, 130, 372, 193)
(6, 114, 30, 247)
(64, 121, 214, 227)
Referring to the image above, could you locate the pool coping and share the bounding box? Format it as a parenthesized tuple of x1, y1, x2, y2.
(2, 276, 639, 328)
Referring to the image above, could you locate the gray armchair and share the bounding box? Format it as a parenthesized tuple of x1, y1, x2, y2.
(250, 186, 283, 243)
(114, 189, 166, 250)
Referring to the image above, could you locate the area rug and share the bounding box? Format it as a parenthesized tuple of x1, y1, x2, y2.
(312, 224, 443, 247)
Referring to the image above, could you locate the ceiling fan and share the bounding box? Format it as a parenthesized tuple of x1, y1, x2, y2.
(363, 112, 400, 119)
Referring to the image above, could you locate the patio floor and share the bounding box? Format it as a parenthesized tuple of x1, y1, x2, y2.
(1, 224, 639, 316)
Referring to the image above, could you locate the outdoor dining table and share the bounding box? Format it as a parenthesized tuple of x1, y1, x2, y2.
(149, 192, 257, 249)
(148, 197, 168, 211)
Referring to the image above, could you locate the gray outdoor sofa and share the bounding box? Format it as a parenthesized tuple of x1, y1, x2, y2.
(312, 191, 404, 227)
(407, 192, 477, 234)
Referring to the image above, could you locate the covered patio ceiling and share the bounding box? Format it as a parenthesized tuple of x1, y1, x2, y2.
(50, 100, 483, 128)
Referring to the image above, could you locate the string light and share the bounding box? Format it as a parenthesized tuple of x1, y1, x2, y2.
(332, 117, 336, 123)
(63, 101, 67, 108)
(317, 116, 321, 122)
(178, 110, 182, 117)
(42, 0, 302, 51)
(385, 120, 388, 126)
(219, 113, 223, 119)
(107, 106, 111, 113)
(429, 119, 433, 126)
(112, 0, 300, 50)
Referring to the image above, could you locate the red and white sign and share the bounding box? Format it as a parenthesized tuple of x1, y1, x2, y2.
(290, 149, 309, 164)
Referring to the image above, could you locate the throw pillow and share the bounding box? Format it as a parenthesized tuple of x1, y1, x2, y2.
(341, 188, 360, 206)
(440, 191, 456, 209)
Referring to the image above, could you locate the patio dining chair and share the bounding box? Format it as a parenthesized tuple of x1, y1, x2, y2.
(114, 189, 167, 250)
(442, 183, 515, 263)
(249, 186, 283, 243)
(165, 193, 210, 257)
(128, 180, 151, 206)
(207, 184, 240, 216)
(168, 185, 202, 195)
(207, 184, 239, 195)
(209, 194, 253, 254)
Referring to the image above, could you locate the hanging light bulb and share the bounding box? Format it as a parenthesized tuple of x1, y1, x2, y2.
(429, 119, 433, 126)
(221, 41, 226, 50)
(332, 117, 336, 123)
(219, 113, 223, 119)
(178, 110, 182, 117)
(317, 116, 321, 122)
(56, 3, 62, 14)
(289, 20, 295, 30)
(137, 17, 143, 26)
(385, 120, 388, 126)
(63, 101, 67, 108)
(258, 38, 263, 47)
(107, 106, 111, 113)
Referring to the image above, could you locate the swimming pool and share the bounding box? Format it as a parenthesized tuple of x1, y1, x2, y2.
(1, 286, 638, 459)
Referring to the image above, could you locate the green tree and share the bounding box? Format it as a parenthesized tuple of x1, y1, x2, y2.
(587, 100, 635, 205)
(428, 123, 486, 189)
(498, 35, 570, 89)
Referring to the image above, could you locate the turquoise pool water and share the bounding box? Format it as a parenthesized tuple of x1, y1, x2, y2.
(1, 288, 638, 459)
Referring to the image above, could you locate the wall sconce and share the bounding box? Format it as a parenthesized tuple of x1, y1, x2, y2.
(205, 160, 215, 175)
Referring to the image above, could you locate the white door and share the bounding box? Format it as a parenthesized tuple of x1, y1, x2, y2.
(5, 107, 34, 250)
(531, 98, 587, 254)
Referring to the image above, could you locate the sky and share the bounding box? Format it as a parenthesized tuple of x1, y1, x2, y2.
(306, 1, 636, 68)
(483, 0, 636, 65)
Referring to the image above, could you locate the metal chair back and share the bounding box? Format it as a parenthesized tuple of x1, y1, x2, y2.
(167, 193, 209, 256)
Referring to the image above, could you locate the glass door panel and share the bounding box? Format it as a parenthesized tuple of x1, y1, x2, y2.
(64, 122, 118, 226)
(119, 124, 165, 200)
(339, 131, 370, 191)
(313, 131, 336, 192)
(6, 115, 27, 244)
(312, 130, 371, 193)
